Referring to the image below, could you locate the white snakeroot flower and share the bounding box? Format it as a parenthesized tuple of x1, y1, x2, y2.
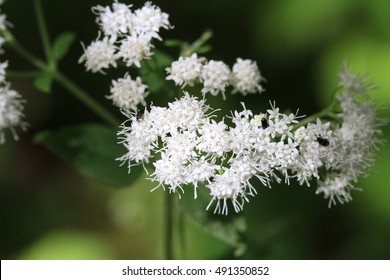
(207, 169, 246, 215)
(0, 37, 6, 54)
(313, 65, 383, 206)
(197, 119, 230, 157)
(338, 63, 373, 97)
(132, 1, 172, 40)
(107, 74, 149, 111)
(118, 64, 383, 214)
(79, 36, 117, 73)
(0, 83, 26, 144)
(151, 152, 187, 193)
(232, 58, 265, 95)
(0, 11, 7, 31)
(92, 1, 133, 42)
(166, 91, 209, 131)
(200, 60, 231, 99)
(0, 60, 8, 83)
(165, 53, 203, 87)
(316, 173, 356, 207)
(115, 34, 153, 67)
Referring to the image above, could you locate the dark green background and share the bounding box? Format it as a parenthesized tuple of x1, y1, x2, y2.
(1, 0, 389, 259)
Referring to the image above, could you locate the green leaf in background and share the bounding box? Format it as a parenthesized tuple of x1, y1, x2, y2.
(52, 32, 76, 62)
(179, 186, 247, 257)
(34, 123, 142, 187)
(34, 71, 53, 93)
(140, 51, 173, 94)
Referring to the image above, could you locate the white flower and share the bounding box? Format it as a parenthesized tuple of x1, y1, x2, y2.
(232, 58, 264, 95)
(185, 157, 218, 198)
(206, 169, 246, 215)
(165, 53, 203, 87)
(197, 119, 230, 157)
(0, 60, 8, 83)
(79, 36, 117, 73)
(0, 83, 26, 144)
(166, 92, 209, 131)
(338, 62, 373, 97)
(115, 34, 153, 67)
(92, 0, 133, 42)
(151, 152, 187, 193)
(132, 1, 172, 40)
(316, 173, 356, 207)
(107, 74, 148, 111)
(0, 12, 7, 31)
(313, 65, 383, 206)
(0, 37, 7, 54)
(164, 130, 197, 161)
(200, 60, 231, 99)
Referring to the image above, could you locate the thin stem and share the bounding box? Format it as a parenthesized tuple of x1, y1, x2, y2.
(178, 205, 186, 259)
(6, 70, 41, 79)
(53, 72, 120, 126)
(7, 36, 120, 126)
(165, 191, 174, 260)
(33, 0, 53, 68)
(295, 94, 339, 129)
(7, 33, 46, 70)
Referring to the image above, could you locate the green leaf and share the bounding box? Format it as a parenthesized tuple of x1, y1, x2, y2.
(179, 186, 247, 257)
(34, 71, 53, 94)
(153, 50, 173, 68)
(34, 123, 142, 187)
(52, 32, 76, 62)
(139, 51, 173, 94)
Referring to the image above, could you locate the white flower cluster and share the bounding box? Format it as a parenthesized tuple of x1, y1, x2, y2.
(118, 65, 383, 214)
(315, 64, 383, 206)
(166, 54, 265, 99)
(79, 1, 172, 73)
(107, 74, 149, 111)
(0, 8, 27, 144)
(79, 1, 171, 111)
(79, 0, 172, 110)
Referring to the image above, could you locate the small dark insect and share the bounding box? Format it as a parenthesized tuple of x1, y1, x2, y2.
(261, 117, 269, 129)
(316, 137, 329, 147)
(136, 109, 145, 121)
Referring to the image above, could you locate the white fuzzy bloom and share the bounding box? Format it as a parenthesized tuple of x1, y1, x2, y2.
(92, 1, 133, 42)
(232, 58, 264, 95)
(165, 53, 203, 87)
(200, 60, 231, 99)
(312, 65, 383, 206)
(107, 74, 148, 111)
(115, 34, 153, 67)
(293, 119, 336, 186)
(166, 91, 208, 131)
(132, 1, 172, 40)
(0, 12, 7, 31)
(185, 157, 218, 198)
(316, 173, 355, 207)
(79, 36, 117, 73)
(207, 169, 246, 215)
(197, 120, 230, 157)
(0, 60, 8, 83)
(0, 37, 6, 54)
(151, 153, 187, 193)
(0, 83, 26, 144)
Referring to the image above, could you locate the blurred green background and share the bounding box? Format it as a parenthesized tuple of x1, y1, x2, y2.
(1, 0, 390, 259)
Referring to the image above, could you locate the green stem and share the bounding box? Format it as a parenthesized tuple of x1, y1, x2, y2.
(33, 0, 53, 68)
(295, 95, 339, 129)
(178, 205, 186, 259)
(53, 72, 120, 126)
(7, 36, 120, 126)
(165, 191, 174, 260)
(6, 70, 41, 79)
